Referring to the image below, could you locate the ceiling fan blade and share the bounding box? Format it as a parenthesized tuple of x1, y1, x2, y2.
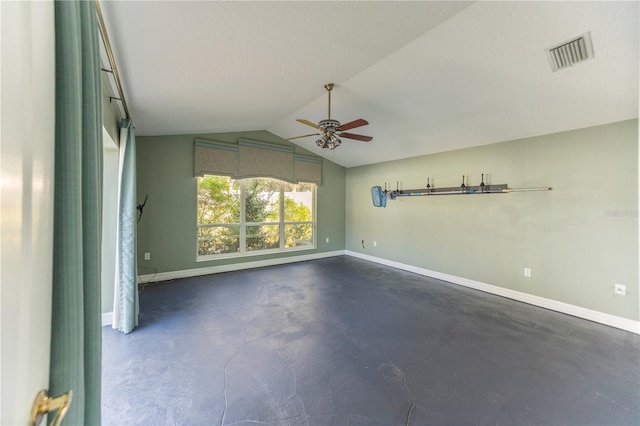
(338, 118, 368, 132)
(296, 119, 321, 130)
(287, 133, 321, 141)
(339, 132, 372, 142)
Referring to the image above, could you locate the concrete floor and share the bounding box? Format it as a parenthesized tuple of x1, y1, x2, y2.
(102, 256, 639, 425)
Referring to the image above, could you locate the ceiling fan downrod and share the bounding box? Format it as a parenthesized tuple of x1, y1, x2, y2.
(324, 83, 334, 119)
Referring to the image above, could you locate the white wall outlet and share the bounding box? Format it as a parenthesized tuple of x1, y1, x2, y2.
(325, 237, 329, 243)
(373, 241, 377, 247)
(524, 268, 531, 277)
(144, 252, 151, 261)
(614, 283, 626, 296)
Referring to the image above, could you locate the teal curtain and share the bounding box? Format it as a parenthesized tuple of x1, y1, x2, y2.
(50, 1, 102, 424)
(112, 119, 139, 334)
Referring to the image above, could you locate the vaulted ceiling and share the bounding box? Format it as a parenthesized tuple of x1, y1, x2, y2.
(99, 1, 639, 168)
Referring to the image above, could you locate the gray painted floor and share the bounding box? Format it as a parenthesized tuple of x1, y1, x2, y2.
(102, 256, 639, 425)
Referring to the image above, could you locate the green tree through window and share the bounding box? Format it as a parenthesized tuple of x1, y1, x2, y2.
(197, 176, 314, 257)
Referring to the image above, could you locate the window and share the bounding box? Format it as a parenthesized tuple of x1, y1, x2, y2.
(197, 175, 315, 259)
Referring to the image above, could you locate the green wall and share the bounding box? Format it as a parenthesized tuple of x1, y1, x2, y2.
(136, 130, 346, 276)
(346, 120, 639, 321)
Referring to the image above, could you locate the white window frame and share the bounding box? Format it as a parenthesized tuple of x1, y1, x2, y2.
(197, 177, 316, 261)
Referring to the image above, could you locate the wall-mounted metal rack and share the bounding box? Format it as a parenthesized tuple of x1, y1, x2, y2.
(372, 174, 552, 206)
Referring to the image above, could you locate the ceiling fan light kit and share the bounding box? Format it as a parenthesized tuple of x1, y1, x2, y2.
(317, 134, 341, 150)
(288, 83, 372, 150)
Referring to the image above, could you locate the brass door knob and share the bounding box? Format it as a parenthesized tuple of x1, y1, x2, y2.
(30, 389, 73, 426)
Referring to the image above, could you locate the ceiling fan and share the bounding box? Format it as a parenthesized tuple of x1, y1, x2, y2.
(288, 83, 372, 150)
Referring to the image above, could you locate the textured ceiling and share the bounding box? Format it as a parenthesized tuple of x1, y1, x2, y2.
(100, 1, 639, 168)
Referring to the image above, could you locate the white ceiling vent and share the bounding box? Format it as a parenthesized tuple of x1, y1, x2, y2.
(546, 32, 594, 72)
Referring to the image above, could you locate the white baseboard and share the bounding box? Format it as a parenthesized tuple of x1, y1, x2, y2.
(108, 251, 342, 328)
(120, 250, 638, 334)
(137, 250, 346, 284)
(102, 311, 113, 327)
(345, 250, 640, 334)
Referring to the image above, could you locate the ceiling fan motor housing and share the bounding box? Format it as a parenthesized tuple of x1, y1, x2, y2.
(319, 119, 341, 132)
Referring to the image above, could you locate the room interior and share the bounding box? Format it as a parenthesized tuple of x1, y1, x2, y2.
(94, 1, 640, 424)
(1, 0, 638, 425)
(97, 0, 639, 332)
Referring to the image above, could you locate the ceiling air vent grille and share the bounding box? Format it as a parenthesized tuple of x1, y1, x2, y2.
(546, 32, 594, 72)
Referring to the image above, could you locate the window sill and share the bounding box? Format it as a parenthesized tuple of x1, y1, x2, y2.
(196, 244, 317, 263)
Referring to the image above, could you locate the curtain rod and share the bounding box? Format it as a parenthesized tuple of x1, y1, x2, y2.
(95, 0, 130, 120)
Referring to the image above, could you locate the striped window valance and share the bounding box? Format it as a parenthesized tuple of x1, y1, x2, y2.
(194, 138, 322, 184)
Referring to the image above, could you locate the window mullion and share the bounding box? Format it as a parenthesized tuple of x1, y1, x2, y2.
(313, 184, 317, 247)
(240, 180, 246, 252)
(279, 183, 285, 249)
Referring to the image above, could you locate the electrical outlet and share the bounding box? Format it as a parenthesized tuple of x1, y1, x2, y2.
(373, 241, 377, 247)
(614, 283, 626, 296)
(325, 237, 329, 243)
(524, 268, 531, 277)
(144, 252, 151, 261)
